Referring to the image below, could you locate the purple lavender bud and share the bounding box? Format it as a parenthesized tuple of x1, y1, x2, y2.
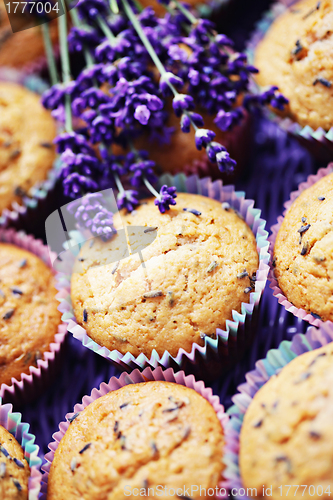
(215, 34, 234, 47)
(117, 190, 139, 212)
(206, 142, 226, 162)
(68, 27, 99, 53)
(155, 185, 177, 214)
(188, 112, 204, 127)
(214, 109, 243, 132)
(159, 72, 184, 95)
(168, 44, 189, 62)
(134, 104, 151, 125)
(172, 94, 194, 117)
(188, 68, 200, 86)
(129, 159, 156, 187)
(216, 151, 237, 173)
(180, 114, 191, 133)
(146, 95, 163, 111)
(194, 129, 216, 150)
(63, 173, 98, 199)
(42, 84, 65, 110)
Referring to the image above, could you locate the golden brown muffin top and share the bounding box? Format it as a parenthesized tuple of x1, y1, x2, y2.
(0, 82, 56, 213)
(0, 424, 30, 500)
(0, 243, 61, 386)
(71, 193, 259, 358)
(240, 342, 333, 500)
(255, 0, 333, 130)
(47, 381, 224, 500)
(273, 172, 333, 322)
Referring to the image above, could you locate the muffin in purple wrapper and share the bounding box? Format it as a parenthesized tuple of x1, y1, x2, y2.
(269, 163, 333, 328)
(55, 173, 270, 382)
(0, 228, 67, 406)
(41, 367, 229, 500)
(0, 68, 61, 235)
(224, 321, 333, 499)
(247, 0, 333, 162)
(0, 396, 42, 499)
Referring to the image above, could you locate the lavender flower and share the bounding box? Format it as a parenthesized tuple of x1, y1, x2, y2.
(155, 185, 177, 214)
(117, 190, 139, 211)
(194, 129, 216, 150)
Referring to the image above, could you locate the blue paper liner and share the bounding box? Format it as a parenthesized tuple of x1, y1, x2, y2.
(223, 321, 333, 498)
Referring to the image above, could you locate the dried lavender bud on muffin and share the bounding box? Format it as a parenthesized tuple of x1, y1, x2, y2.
(0, 243, 62, 386)
(0, 82, 56, 213)
(0, 424, 30, 499)
(255, 0, 333, 131)
(240, 341, 333, 499)
(47, 381, 224, 500)
(0, 2, 58, 69)
(71, 193, 259, 358)
(273, 172, 333, 322)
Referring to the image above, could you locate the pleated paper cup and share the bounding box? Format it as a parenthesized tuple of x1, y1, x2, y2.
(269, 163, 333, 328)
(0, 396, 42, 500)
(223, 321, 333, 498)
(246, 1, 333, 162)
(41, 366, 229, 499)
(55, 173, 270, 382)
(0, 228, 67, 406)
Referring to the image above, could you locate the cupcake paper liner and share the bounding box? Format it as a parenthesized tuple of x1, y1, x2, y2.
(268, 163, 333, 328)
(246, 1, 333, 162)
(0, 396, 42, 500)
(41, 366, 229, 499)
(0, 67, 62, 234)
(55, 173, 270, 381)
(0, 228, 67, 406)
(223, 321, 333, 499)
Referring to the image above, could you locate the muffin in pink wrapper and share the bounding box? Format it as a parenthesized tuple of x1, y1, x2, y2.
(246, 0, 333, 162)
(54, 173, 270, 382)
(223, 322, 333, 499)
(41, 366, 229, 499)
(0, 396, 42, 499)
(269, 163, 333, 328)
(0, 68, 62, 237)
(0, 228, 67, 406)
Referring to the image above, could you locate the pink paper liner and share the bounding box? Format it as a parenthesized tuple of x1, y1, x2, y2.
(0, 397, 42, 499)
(55, 174, 270, 381)
(268, 163, 333, 328)
(0, 67, 61, 233)
(223, 321, 333, 497)
(41, 366, 229, 499)
(0, 228, 67, 406)
(246, 1, 333, 162)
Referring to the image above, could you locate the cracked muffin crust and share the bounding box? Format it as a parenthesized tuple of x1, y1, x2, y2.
(0, 424, 30, 499)
(0, 243, 62, 386)
(70, 193, 259, 358)
(47, 381, 225, 500)
(273, 172, 333, 322)
(255, 0, 333, 131)
(240, 342, 333, 500)
(0, 82, 56, 213)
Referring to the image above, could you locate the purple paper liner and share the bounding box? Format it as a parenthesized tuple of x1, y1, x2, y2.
(55, 173, 270, 382)
(223, 321, 333, 498)
(0, 397, 42, 499)
(268, 163, 333, 328)
(246, 1, 333, 162)
(41, 366, 229, 499)
(0, 228, 67, 406)
(0, 67, 61, 234)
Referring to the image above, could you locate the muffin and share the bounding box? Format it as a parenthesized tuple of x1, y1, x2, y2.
(0, 2, 58, 70)
(46, 381, 225, 500)
(240, 340, 333, 499)
(0, 82, 56, 213)
(254, 0, 333, 131)
(0, 424, 30, 499)
(70, 192, 259, 358)
(273, 172, 333, 322)
(0, 243, 62, 387)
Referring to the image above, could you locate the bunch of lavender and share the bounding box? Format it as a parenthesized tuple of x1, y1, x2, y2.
(41, 0, 288, 234)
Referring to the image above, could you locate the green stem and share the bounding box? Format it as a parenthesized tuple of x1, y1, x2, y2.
(97, 16, 116, 41)
(173, 0, 197, 24)
(110, 0, 119, 14)
(58, 0, 72, 131)
(143, 176, 160, 199)
(41, 23, 59, 85)
(114, 173, 125, 193)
